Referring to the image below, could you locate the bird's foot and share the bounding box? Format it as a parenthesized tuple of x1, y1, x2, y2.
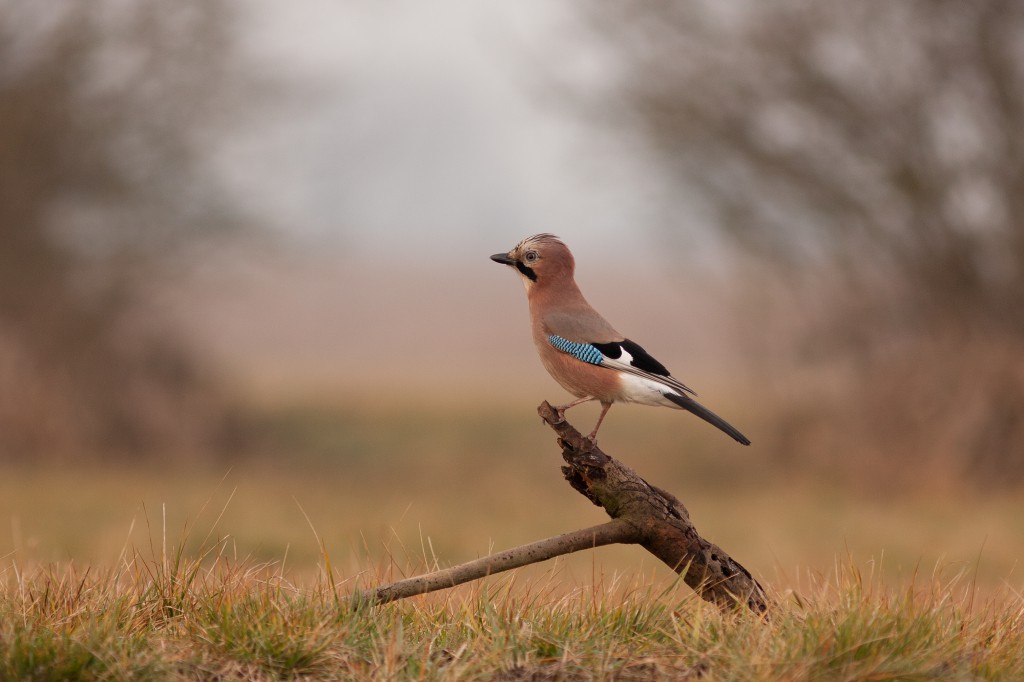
(584, 431, 599, 447)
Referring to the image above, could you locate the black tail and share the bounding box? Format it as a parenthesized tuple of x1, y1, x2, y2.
(664, 392, 751, 446)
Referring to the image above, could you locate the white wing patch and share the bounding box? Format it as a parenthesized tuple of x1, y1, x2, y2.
(616, 372, 683, 408)
(602, 354, 695, 399)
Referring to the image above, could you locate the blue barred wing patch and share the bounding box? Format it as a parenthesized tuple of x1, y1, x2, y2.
(548, 335, 605, 365)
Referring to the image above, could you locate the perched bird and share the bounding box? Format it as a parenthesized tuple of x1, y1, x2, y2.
(491, 233, 750, 445)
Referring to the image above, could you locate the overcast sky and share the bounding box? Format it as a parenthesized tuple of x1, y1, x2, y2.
(214, 0, 714, 268)
(170, 1, 749, 394)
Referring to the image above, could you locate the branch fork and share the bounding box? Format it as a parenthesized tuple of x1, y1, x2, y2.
(354, 401, 768, 615)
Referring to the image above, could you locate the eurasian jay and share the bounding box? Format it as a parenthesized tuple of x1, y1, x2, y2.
(491, 233, 750, 445)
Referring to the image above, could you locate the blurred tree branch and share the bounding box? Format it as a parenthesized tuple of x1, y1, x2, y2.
(583, 0, 1024, 484)
(0, 1, 247, 459)
(592, 1, 1024, 322)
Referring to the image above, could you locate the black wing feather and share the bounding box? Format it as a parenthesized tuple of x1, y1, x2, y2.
(591, 339, 669, 375)
(590, 341, 623, 359)
(621, 339, 670, 376)
(592, 338, 695, 396)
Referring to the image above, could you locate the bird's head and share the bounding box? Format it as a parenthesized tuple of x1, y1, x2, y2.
(490, 233, 575, 289)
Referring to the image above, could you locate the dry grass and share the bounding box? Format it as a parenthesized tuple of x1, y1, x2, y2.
(2, 403, 1023, 678)
(2, 539, 1023, 680)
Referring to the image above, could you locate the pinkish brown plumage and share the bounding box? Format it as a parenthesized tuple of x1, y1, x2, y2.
(491, 234, 750, 445)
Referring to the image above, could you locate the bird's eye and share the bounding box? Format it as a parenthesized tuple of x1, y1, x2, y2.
(524, 251, 539, 263)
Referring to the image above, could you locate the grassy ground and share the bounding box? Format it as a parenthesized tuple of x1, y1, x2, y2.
(2, 402, 1023, 678)
(2, 547, 1022, 680)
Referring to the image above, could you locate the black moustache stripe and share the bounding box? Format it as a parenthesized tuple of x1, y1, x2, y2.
(515, 261, 537, 282)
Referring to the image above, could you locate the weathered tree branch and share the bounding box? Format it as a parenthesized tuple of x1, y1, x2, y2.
(354, 401, 769, 615)
(538, 401, 768, 615)
(355, 520, 637, 607)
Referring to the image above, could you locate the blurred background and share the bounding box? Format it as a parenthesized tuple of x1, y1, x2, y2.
(2, 0, 1022, 592)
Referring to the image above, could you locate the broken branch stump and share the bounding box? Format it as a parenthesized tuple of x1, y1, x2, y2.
(353, 401, 768, 615)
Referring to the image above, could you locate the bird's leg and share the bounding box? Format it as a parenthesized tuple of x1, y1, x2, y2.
(586, 402, 613, 443)
(553, 396, 596, 422)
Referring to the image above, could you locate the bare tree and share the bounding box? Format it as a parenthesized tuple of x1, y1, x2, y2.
(0, 2, 245, 459)
(584, 1, 1024, 483)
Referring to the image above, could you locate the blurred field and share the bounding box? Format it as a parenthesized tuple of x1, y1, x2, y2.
(4, 3, 1023, 676)
(3, 401, 1021, 599)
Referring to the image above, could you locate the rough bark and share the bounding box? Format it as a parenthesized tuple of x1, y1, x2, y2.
(538, 401, 768, 615)
(353, 401, 769, 616)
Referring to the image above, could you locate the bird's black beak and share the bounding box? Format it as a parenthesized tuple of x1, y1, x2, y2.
(490, 253, 515, 266)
